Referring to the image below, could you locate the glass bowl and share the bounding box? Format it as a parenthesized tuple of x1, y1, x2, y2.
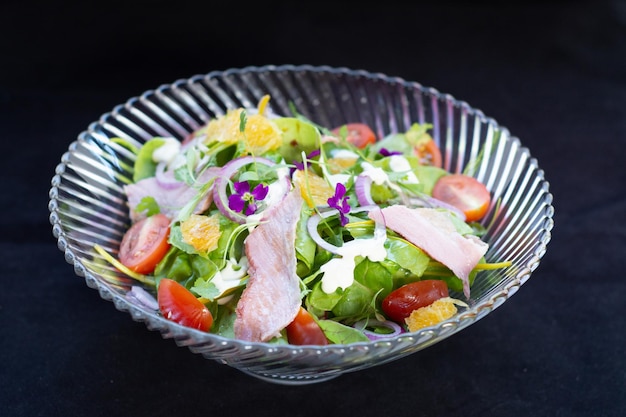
(48, 64, 554, 385)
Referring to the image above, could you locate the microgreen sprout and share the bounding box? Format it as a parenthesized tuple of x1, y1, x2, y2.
(293, 149, 321, 171)
(239, 110, 247, 132)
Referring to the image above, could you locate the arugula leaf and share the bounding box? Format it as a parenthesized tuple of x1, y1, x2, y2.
(174, 163, 195, 185)
(153, 248, 194, 286)
(331, 279, 374, 320)
(384, 236, 430, 277)
(135, 196, 160, 217)
(308, 281, 343, 312)
(211, 295, 240, 339)
(318, 320, 369, 344)
(354, 258, 393, 300)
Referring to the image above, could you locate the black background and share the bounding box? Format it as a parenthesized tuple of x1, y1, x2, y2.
(2, 1, 625, 416)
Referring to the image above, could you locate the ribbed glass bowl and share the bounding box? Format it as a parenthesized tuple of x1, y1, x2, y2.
(48, 64, 554, 385)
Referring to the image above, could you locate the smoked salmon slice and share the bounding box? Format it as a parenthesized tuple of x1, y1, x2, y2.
(234, 186, 304, 342)
(369, 206, 488, 299)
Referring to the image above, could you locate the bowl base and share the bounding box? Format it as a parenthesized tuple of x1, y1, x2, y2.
(239, 369, 340, 385)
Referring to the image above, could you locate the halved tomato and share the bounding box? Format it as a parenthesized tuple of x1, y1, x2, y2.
(157, 278, 213, 332)
(432, 173, 491, 222)
(119, 213, 171, 274)
(415, 138, 443, 168)
(286, 307, 328, 345)
(331, 122, 377, 149)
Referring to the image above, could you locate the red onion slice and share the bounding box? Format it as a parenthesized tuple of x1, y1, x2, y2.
(354, 174, 376, 206)
(155, 161, 184, 190)
(306, 209, 343, 254)
(354, 319, 403, 341)
(125, 285, 159, 311)
(307, 205, 382, 255)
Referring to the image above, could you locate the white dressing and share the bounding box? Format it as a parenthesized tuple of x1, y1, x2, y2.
(152, 137, 181, 165)
(389, 155, 419, 184)
(360, 161, 389, 185)
(320, 226, 387, 294)
(213, 257, 249, 304)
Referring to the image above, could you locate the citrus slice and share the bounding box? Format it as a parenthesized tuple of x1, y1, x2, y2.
(242, 113, 282, 155)
(327, 155, 358, 174)
(180, 213, 222, 253)
(203, 108, 282, 156)
(404, 297, 457, 332)
(293, 169, 334, 208)
(203, 109, 242, 145)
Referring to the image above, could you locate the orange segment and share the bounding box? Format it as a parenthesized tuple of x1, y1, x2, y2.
(327, 155, 358, 174)
(242, 113, 282, 155)
(203, 108, 282, 155)
(404, 297, 457, 332)
(180, 214, 222, 253)
(293, 169, 334, 208)
(203, 109, 242, 145)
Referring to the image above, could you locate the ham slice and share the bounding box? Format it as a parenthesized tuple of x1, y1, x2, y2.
(369, 206, 488, 299)
(233, 186, 304, 342)
(124, 167, 219, 222)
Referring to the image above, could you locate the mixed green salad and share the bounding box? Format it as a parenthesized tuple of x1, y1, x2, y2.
(97, 95, 510, 345)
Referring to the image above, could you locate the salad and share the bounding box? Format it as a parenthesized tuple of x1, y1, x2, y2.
(97, 95, 510, 345)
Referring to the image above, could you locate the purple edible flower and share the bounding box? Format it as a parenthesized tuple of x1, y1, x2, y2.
(327, 183, 351, 226)
(228, 181, 269, 215)
(379, 147, 402, 157)
(293, 149, 321, 171)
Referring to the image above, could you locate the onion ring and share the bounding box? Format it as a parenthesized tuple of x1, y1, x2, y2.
(353, 319, 403, 341)
(306, 205, 383, 255)
(125, 285, 159, 311)
(354, 174, 376, 206)
(155, 161, 184, 189)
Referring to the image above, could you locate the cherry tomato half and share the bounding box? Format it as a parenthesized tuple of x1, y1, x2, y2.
(432, 173, 491, 222)
(382, 280, 449, 323)
(157, 278, 213, 332)
(415, 138, 443, 168)
(286, 307, 328, 345)
(331, 122, 377, 149)
(119, 213, 171, 274)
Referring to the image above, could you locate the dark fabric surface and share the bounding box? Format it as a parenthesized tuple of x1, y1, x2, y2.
(2, 1, 625, 416)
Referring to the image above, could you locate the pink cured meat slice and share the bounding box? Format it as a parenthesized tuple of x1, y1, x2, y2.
(369, 206, 488, 299)
(124, 167, 219, 222)
(234, 186, 304, 342)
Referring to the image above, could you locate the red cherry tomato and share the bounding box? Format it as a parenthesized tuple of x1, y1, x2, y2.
(331, 122, 377, 148)
(157, 278, 213, 332)
(415, 138, 443, 168)
(119, 213, 171, 274)
(432, 173, 491, 222)
(382, 280, 449, 323)
(286, 307, 328, 345)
